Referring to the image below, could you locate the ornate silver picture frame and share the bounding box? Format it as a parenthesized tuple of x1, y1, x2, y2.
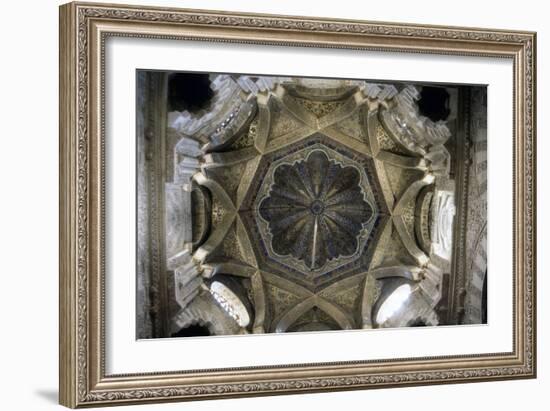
(59, 2, 536, 408)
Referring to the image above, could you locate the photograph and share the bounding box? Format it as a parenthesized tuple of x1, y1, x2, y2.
(0, 0, 543, 409)
(136, 72, 488, 339)
(55, 2, 536, 407)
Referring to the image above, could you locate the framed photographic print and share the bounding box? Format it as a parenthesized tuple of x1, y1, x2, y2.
(59, 1, 537, 408)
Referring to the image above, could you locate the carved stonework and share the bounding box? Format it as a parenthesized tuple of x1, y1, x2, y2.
(135, 75, 488, 339)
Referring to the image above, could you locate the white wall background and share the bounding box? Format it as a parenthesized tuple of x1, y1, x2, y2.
(0, 0, 546, 409)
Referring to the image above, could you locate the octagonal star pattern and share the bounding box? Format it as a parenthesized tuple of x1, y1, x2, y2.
(236, 133, 387, 289)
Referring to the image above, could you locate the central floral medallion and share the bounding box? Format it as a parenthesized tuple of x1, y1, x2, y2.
(256, 148, 376, 275)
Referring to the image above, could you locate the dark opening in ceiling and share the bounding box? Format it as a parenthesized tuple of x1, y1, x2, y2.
(168, 73, 214, 113)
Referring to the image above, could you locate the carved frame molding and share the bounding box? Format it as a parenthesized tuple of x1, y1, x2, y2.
(59, 2, 536, 407)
